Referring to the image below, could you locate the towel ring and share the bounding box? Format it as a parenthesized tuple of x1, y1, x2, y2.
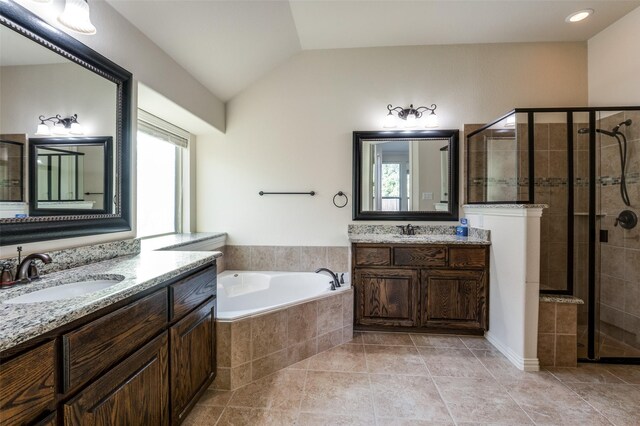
(333, 191, 348, 208)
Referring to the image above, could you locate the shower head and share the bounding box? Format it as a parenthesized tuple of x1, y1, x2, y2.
(612, 119, 632, 134)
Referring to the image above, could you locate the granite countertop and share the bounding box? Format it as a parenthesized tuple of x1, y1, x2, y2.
(539, 295, 584, 304)
(140, 232, 226, 252)
(0, 250, 222, 352)
(348, 233, 491, 245)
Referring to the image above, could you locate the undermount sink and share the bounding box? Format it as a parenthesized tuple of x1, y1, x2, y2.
(3, 275, 125, 304)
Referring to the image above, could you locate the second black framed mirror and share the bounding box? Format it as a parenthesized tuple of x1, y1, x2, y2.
(352, 130, 459, 221)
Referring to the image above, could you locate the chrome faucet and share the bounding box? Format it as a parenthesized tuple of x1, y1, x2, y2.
(315, 268, 340, 290)
(16, 253, 53, 282)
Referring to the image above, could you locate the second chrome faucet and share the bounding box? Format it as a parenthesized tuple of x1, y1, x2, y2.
(315, 267, 341, 291)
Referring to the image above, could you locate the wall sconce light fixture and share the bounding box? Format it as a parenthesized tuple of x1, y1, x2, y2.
(36, 114, 84, 136)
(29, 0, 96, 35)
(383, 104, 438, 128)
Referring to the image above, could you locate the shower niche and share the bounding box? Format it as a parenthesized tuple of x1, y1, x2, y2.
(466, 107, 640, 363)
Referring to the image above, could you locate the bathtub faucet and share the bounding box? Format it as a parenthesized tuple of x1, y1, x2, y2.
(315, 268, 340, 290)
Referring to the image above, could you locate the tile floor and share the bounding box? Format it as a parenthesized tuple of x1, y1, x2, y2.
(185, 332, 640, 425)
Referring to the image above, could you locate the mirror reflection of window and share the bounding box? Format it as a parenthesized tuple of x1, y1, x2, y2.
(361, 138, 448, 212)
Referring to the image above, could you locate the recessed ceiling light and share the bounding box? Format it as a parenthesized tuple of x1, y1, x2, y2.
(566, 9, 594, 23)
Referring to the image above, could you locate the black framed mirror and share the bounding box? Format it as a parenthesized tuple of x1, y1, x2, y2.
(29, 137, 113, 216)
(0, 0, 132, 244)
(352, 130, 459, 221)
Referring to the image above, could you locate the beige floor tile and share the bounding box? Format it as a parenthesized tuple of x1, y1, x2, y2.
(567, 383, 640, 426)
(459, 336, 495, 350)
(409, 334, 466, 348)
(603, 364, 640, 384)
(182, 405, 225, 426)
(196, 389, 234, 407)
(365, 345, 430, 376)
(296, 412, 372, 425)
(419, 347, 491, 378)
(376, 419, 454, 426)
(285, 358, 309, 370)
(433, 376, 532, 424)
(307, 343, 366, 372)
(216, 407, 298, 426)
(361, 332, 414, 346)
(546, 364, 625, 384)
(228, 369, 306, 411)
(472, 349, 559, 383)
(300, 371, 373, 417)
(369, 374, 453, 422)
(504, 378, 612, 425)
(347, 331, 364, 344)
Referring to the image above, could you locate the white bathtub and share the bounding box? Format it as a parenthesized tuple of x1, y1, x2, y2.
(217, 271, 350, 320)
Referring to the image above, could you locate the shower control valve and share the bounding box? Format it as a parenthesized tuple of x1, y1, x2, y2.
(614, 210, 638, 230)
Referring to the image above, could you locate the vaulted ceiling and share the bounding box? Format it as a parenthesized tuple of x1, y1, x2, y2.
(106, 0, 640, 102)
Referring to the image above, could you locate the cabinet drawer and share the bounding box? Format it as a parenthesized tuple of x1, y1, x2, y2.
(449, 247, 486, 268)
(63, 289, 168, 392)
(354, 246, 391, 266)
(64, 333, 169, 426)
(394, 247, 446, 267)
(171, 266, 217, 321)
(0, 341, 56, 426)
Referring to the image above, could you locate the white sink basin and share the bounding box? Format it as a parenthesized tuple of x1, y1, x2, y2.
(3, 276, 125, 304)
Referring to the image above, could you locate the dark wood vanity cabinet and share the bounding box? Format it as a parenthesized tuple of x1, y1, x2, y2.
(352, 244, 489, 334)
(0, 263, 217, 426)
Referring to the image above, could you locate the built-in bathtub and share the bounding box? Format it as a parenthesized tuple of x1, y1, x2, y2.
(213, 271, 354, 390)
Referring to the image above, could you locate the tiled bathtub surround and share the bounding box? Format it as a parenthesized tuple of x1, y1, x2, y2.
(220, 245, 349, 273)
(0, 238, 141, 276)
(213, 289, 354, 390)
(538, 297, 582, 367)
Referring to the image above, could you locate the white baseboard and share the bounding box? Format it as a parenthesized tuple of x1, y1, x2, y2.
(485, 331, 540, 372)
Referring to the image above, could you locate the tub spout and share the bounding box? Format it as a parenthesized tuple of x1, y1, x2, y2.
(315, 268, 340, 289)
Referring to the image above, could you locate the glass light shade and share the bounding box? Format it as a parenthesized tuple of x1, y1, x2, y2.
(404, 113, 417, 128)
(70, 122, 83, 135)
(52, 124, 68, 135)
(383, 113, 397, 128)
(425, 112, 439, 128)
(58, 0, 97, 35)
(36, 123, 51, 136)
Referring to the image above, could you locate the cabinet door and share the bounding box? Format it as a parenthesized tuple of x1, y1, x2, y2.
(170, 298, 216, 424)
(421, 269, 486, 330)
(0, 341, 56, 426)
(63, 333, 169, 426)
(354, 268, 418, 327)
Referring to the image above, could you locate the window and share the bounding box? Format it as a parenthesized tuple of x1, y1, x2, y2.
(136, 110, 190, 238)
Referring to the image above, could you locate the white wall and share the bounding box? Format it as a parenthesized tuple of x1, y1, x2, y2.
(588, 6, 640, 105)
(197, 42, 588, 246)
(12, 0, 225, 133)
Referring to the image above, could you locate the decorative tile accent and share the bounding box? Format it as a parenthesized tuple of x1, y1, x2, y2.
(221, 245, 350, 273)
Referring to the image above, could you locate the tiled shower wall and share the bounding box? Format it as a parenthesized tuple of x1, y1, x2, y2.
(598, 111, 640, 350)
(216, 245, 349, 274)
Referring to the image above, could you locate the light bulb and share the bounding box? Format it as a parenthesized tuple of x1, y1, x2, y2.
(425, 112, 439, 128)
(53, 124, 68, 135)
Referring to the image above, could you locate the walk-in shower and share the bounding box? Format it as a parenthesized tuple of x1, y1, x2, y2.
(467, 107, 640, 364)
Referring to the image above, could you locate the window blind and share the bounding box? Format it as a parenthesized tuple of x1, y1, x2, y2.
(138, 110, 189, 148)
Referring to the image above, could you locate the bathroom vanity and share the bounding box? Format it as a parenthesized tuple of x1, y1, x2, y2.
(0, 252, 219, 426)
(350, 233, 490, 335)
